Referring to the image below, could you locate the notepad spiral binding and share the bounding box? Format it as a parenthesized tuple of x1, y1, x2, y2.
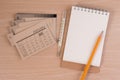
(73, 6, 108, 15)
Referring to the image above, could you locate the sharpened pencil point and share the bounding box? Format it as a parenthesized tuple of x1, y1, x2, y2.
(100, 31, 104, 36)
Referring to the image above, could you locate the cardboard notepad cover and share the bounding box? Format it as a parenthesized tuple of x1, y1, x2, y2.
(60, 6, 109, 73)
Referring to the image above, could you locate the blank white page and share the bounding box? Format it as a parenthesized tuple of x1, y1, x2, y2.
(63, 6, 110, 67)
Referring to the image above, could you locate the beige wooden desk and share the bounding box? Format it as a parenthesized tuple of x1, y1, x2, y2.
(0, 0, 120, 80)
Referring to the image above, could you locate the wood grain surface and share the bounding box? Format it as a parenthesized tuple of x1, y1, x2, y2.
(0, 0, 120, 80)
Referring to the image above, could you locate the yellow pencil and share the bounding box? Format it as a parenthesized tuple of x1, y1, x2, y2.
(80, 31, 103, 80)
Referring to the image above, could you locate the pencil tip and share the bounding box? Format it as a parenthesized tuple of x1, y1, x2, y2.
(100, 31, 104, 36)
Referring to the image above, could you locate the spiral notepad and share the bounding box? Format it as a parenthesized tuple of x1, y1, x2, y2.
(61, 6, 110, 71)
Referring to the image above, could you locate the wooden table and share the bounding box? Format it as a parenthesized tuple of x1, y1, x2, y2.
(0, 0, 120, 80)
